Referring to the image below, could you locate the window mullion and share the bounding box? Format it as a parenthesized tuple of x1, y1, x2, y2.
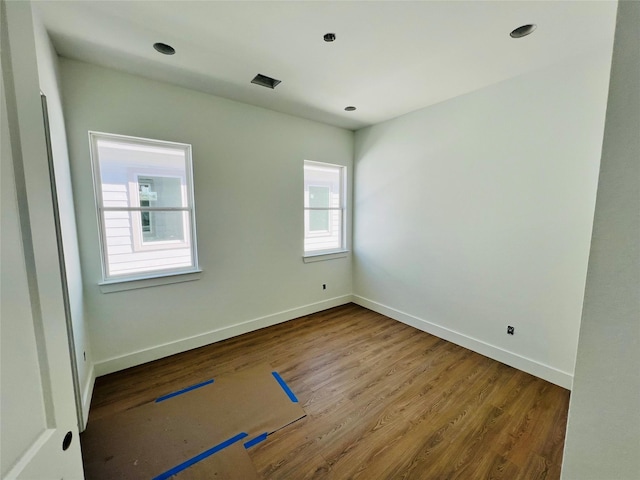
(101, 207, 191, 212)
(304, 207, 342, 211)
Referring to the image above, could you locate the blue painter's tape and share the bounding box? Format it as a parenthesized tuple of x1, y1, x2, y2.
(155, 379, 214, 403)
(271, 372, 298, 403)
(244, 432, 268, 449)
(152, 432, 248, 480)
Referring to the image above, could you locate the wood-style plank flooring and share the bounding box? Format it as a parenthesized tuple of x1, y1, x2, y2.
(85, 304, 570, 479)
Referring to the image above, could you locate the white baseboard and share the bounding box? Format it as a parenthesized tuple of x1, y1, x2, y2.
(353, 295, 573, 389)
(80, 364, 95, 431)
(94, 295, 353, 377)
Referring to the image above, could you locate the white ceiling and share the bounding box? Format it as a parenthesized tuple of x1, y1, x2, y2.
(34, 0, 618, 131)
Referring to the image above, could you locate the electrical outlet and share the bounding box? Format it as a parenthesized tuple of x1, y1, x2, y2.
(507, 326, 515, 335)
(322, 284, 327, 290)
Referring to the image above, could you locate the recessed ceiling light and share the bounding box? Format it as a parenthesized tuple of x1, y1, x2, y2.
(153, 42, 175, 55)
(324, 33, 336, 42)
(344, 106, 356, 112)
(510, 24, 537, 38)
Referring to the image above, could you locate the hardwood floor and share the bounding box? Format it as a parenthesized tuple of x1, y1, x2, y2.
(86, 304, 570, 479)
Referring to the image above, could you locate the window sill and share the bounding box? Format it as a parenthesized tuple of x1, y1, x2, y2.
(303, 251, 349, 263)
(99, 269, 202, 293)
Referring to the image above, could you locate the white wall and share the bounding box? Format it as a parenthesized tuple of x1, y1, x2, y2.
(59, 59, 353, 374)
(30, 7, 94, 427)
(561, 2, 640, 478)
(353, 46, 614, 388)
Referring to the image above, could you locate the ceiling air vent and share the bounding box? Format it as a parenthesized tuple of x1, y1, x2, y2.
(251, 74, 282, 89)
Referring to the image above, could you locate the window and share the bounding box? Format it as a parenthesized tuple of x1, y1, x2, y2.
(89, 132, 199, 282)
(304, 160, 346, 255)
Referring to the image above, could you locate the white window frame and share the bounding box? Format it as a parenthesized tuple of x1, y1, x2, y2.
(89, 131, 200, 287)
(303, 160, 347, 259)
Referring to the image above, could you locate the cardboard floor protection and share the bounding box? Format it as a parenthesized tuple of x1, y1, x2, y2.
(81, 363, 306, 479)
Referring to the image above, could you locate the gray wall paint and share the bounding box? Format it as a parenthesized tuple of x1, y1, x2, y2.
(561, 1, 640, 478)
(352, 45, 614, 387)
(60, 59, 353, 372)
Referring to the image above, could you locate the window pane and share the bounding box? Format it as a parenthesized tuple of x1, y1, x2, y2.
(140, 210, 185, 243)
(309, 185, 330, 208)
(304, 209, 342, 252)
(137, 175, 184, 208)
(106, 243, 193, 277)
(308, 184, 331, 231)
(309, 209, 329, 232)
(303, 161, 345, 254)
(104, 211, 192, 277)
(91, 132, 198, 281)
(304, 164, 340, 209)
(95, 138, 188, 208)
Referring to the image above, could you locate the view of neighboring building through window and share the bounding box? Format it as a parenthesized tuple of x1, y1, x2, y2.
(304, 160, 346, 255)
(89, 132, 199, 281)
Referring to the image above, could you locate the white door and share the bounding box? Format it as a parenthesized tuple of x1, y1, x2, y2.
(1, 1, 85, 478)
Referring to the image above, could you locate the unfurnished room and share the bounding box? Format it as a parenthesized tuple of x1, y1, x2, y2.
(1, 1, 638, 479)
